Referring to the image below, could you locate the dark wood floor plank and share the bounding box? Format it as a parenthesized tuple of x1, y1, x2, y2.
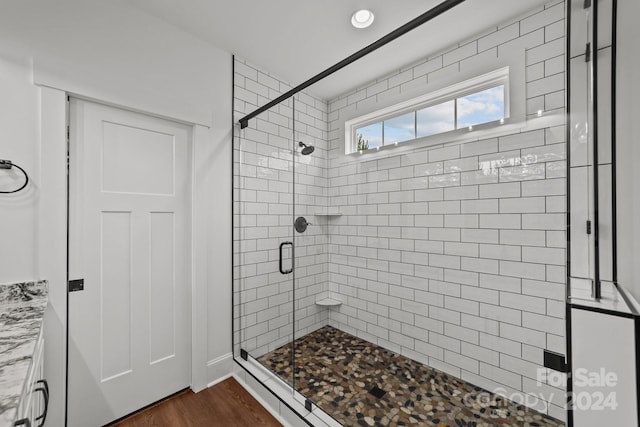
(109, 377, 282, 427)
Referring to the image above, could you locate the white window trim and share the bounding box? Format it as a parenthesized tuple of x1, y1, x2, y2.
(344, 67, 510, 155)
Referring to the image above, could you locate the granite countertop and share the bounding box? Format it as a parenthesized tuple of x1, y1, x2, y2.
(0, 281, 48, 427)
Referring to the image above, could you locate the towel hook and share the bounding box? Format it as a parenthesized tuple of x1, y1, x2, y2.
(0, 159, 29, 194)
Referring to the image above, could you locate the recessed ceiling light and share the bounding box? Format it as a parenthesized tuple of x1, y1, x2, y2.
(351, 9, 374, 29)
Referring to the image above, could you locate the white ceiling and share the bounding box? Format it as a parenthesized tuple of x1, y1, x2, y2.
(130, 0, 551, 100)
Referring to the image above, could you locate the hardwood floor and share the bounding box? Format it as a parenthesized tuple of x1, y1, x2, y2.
(108, 377, 283, 427)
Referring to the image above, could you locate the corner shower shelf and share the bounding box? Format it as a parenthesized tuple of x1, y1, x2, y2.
(314, 209, 342, 217)
(315, 297, 342, 307)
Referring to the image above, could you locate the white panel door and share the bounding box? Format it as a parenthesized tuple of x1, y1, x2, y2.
(68, 99, 191, 426)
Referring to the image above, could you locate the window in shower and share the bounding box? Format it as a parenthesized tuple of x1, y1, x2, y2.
(357, 122, 383, 149)
(384, 111, 416, 145)
(416, 100, 455, 138)
(347, 67, 510, 154)
(456, 85, 505, 127)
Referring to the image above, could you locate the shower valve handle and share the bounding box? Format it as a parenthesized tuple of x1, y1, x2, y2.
(295, 216, 311, 233)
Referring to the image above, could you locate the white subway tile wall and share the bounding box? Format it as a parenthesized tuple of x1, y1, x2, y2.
(234, 58, 330, 359)
(234, 0, 566, 421)
(326, 0, 566, 419)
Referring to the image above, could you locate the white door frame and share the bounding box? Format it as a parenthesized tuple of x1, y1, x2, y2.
(39, 88, 210, 426)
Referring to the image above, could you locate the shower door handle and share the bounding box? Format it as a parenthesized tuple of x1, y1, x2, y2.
(279, 241, 293, 274)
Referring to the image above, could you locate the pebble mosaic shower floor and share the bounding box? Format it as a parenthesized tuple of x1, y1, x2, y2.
(258, 326, 565, 427)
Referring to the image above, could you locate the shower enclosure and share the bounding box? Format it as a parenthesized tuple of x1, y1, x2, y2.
(233, 84, 331, 382)
(233, 76, 342, 426)
(233, 1, 573, 425)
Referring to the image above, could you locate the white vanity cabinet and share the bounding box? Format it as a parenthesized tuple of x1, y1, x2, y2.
(0, 280, 49, 427)
(14, 329, 47, 427)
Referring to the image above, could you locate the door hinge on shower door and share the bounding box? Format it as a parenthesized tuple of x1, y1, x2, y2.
(585, 43, 591, 62)
(543, 350, 569, 373)
(586, 220, 592, 234)
(68, 278, 84, 292)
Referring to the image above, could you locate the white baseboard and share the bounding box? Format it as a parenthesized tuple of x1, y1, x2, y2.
(206, 372, 233, 388)
(231, 373, 294, 427)
(206, 352, 233, 387)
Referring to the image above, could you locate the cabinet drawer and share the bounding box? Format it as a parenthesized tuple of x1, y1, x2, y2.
(14, 328, 47, 427)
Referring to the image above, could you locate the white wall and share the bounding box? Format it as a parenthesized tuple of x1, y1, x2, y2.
(616, 0, 640, 300)
(0, 1, 233, 425)
(0, 57, 40, 281)
(206, 62, 233, 380)
(0, 0, 218, 127)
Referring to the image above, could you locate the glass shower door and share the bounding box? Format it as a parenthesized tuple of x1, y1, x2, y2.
(233, 86, 333, 411)
(290, 94, 332, 406)
(233, 92, 296, 388)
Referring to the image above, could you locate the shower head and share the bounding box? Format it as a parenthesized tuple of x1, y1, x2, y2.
(298, 141, 315, 155)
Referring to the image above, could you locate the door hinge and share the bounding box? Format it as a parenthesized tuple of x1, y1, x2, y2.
(68, 279, 84, 292)
(585, 43, 591, 62)
(586, 220, 592, 235)
(544, 350, 569, 373)
(67, 125, 70, 142)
